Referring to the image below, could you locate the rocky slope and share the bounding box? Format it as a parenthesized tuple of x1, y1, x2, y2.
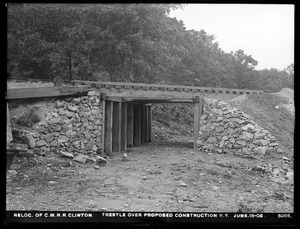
(9, 90, 103, 163)
(198, 98, 283, 157)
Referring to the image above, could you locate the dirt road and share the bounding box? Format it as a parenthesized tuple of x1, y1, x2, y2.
(6, 135, 293, 213)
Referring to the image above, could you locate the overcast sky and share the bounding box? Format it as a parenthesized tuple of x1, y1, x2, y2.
(169, 4, 294, 70)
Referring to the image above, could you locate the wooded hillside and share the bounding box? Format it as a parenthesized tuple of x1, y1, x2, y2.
(7, 4, 293, 92)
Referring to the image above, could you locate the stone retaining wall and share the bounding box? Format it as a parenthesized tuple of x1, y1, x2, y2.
(27, 90, 103, 156)
(198, 98, 283, 156)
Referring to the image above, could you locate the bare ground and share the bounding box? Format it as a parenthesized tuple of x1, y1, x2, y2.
(6, 135, 293, 213)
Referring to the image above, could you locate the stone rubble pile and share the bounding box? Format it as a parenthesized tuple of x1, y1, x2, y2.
(29, 90, 103, 159)
(198, 98, 284, 156)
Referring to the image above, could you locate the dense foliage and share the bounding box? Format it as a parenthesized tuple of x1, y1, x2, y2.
(7, 4, 293, 92)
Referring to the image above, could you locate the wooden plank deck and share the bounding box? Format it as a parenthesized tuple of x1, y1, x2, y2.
(6, 86, 89, 100)
(71, 80, 263, 95)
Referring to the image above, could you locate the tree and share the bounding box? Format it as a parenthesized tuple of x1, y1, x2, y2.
(257, 67, 293, 92)
(286, 63, 294, 79)
(7, 4, 86, 80)
(231, 49, 258, 89)
(8, 3, 276, 92)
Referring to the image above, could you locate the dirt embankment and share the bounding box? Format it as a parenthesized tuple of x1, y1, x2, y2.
(229, 88, 294, 157)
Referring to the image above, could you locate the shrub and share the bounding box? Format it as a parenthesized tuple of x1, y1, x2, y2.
(16, 108, 40, 127)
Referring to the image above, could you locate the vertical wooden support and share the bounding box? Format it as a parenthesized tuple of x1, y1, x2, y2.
(199, 97, 204, 121)
(127, 103, 134, 147)
(104, 100, 113, 154)
(133, 104, 140, 146)
(7, 103, 12, 144)
(148, 105, 152, 142)
(139, 105, 142, 145)
(133, 104, 137, 146)
(112, 102, 122, 152)
(121, 103, 127, 151)
(141, 105, 145, 144)
(193, 96, 203, 150)
(194, 97, 200, 150)
(102, 99, 105, 152)
(145, 105, 149, 142)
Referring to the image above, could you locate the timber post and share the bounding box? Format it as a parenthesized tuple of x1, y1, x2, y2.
(112, 102, 122, 152)
(127, 103, 134, 147)
(121, 102, 127, 151)
(104, 100, 113, 153)
(193, 96, 204, 150)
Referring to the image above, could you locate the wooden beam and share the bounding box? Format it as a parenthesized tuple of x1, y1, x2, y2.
(199, 96, 204, 122)
(145, 105, 148, 142)
(141, 105, 145, 144)
(7, 143, 28, 152)
(118, 102, 122, 152)
(127, 103, 134, 147)
(101, 99, 105, 153)
(112, 102, 122, 152)
(101, 94, 124, 102)
(121, 103, 127, 151)
(123, 96, 195, 102)
(7, 77, 71, 84)
(104, 92, 195, 101)
(193, 96, 204, 150)
(7, 103, 12, 144)
(133, 104, 141, 146)
(104, 101, 113, 154)
(194, 97, 201, 150)
(138, 105, 142, 145)
(148, 105, 152, 142)
(133, 105, 138, 146)
(71, 80, 263, 95)
(125, 99, 195, 103)
(6, 86, 89, 100)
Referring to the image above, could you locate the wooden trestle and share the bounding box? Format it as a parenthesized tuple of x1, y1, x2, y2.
(70, 80, 261, 154)
(7, 80, 262, 154)
(102, 95, 204, 153)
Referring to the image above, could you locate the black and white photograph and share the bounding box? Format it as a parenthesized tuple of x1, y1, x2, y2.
(6, 3, 294, 225)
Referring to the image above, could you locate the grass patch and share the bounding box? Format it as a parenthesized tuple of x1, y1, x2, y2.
(16, 107, 40, 127)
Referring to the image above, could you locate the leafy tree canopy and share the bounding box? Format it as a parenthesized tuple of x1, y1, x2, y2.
(7, 3, 293, 92)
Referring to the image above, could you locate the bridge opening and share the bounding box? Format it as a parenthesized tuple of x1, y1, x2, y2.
(151, 103, 196, 149)
(101, 94, 204, 154)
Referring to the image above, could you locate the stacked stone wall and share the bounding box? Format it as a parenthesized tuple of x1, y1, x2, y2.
(198, 99, 282, 156)
(24, 90, 103, 157)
